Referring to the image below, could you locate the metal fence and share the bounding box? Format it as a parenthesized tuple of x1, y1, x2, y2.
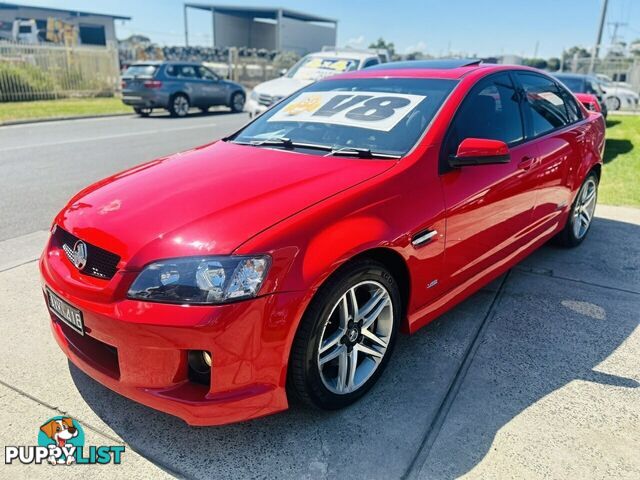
(0, 41, 120, 102)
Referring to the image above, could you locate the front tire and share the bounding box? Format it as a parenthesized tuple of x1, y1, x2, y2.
(169, 94, 190, 117)
(556, 171, 598, 247)
(288, 259, 400, 410)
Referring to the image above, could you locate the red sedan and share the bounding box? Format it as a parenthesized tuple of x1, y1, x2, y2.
(40, 60, 605, 425)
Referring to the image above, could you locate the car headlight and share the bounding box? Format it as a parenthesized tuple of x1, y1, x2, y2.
(250, 90, 259, 101)
(127, 255, 270, 304)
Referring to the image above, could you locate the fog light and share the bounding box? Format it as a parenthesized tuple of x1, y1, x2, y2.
(202, 351, 212, 367)
(187, 350, 211, 385)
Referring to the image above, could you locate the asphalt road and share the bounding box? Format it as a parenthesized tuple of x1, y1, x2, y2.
(0, 114, 638, 479)
(0, 111, 249, 241)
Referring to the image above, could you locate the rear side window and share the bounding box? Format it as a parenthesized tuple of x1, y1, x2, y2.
(166, 65, 198, 78)
(557, 85, 584, 123)
(517, 73, 570, 136)
(124, 65, 158, 77)
(444, 72, 524, 158)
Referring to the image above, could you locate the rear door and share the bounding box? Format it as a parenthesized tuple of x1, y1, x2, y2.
(514, 72, 583, 230)
(175, 65, 201, 104)
(196, 66, 227, 106)
(440, 72, 539, 290)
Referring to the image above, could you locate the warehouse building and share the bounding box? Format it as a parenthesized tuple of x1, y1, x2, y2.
(184, 3, 338, 55)
(0, 2, 130, 46)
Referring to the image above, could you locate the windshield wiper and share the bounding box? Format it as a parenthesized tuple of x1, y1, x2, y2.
(233, 136, 334, 152)
(327, 146, 401, 159)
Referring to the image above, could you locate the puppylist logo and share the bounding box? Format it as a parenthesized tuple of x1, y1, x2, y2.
(5, 416, 125, 466)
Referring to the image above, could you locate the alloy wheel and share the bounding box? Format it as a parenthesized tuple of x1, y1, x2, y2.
(173, 96, 189, 116)
(233, 93, 245, 112)
(317, 281, 393, 395)
(572, 177, 597, 239)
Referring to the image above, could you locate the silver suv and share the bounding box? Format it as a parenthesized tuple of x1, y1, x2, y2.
(121, 61, 246, 117)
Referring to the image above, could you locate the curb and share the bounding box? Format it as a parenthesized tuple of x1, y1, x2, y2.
(0, 111, 134, 127)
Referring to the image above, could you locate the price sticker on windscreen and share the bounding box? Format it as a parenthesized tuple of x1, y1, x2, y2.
(267, 91, 427, 132)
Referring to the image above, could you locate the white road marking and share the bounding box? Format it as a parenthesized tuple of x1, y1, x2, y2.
(0, 123, 222, 153)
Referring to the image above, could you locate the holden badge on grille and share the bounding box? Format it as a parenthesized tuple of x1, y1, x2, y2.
(63, 240, 88, 271)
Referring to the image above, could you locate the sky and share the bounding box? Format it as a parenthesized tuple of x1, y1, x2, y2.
(8, 0, 640, 58)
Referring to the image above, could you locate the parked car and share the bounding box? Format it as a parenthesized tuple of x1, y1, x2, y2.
(552, 73, 608, 118)
(121, 61, 246, 117)
(595, 74, 639, 111)
(41, 60, 605, 426)
(574, 93, 603, 114)
(246, 49, 384, 117)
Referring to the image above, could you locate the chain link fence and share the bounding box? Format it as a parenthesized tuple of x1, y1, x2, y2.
(0, 41, 120, 102)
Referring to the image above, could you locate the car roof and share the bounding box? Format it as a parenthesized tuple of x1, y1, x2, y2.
(329, 59, 526, 80)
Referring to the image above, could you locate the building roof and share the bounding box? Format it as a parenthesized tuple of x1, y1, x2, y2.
(0, 2, 131, 20)
(184, 3, 337, 24)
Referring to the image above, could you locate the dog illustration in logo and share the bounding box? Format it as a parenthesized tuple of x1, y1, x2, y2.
(283, 94, 322, 116)
(40, 417, 78, 465)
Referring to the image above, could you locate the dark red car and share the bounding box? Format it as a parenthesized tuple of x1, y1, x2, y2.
(40, 60, 605, 426)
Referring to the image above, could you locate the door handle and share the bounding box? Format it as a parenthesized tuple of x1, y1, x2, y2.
(412, 229, 438, 247)
(518, 156, 536, 170)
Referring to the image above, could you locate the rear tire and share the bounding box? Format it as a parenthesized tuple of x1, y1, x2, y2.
(288, 259, 400, 410)
(169, 94, 190, 117)
(134, 107, 152, 117)
(556, 171, 599, 247)
(229, 91, 245, 113)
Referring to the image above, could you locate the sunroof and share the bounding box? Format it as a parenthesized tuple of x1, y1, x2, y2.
(367, 59, 483, 70)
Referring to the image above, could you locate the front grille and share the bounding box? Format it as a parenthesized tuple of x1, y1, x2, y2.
(258, 93, 274, 106)
(52, 226, 121, 280)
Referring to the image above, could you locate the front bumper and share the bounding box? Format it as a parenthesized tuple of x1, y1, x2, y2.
(246, 98, 269, 117)
(40, 246, 305, 426)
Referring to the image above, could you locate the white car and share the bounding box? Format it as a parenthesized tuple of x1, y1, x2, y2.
(246, 50, 384, 117)
(596, 74, 639, 111)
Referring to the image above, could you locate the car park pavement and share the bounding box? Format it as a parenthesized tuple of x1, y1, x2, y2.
(0, 204, 637, 479)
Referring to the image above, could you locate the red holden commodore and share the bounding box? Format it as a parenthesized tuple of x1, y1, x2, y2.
(40, 59, 605, 426)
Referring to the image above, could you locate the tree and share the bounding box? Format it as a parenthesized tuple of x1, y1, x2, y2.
(369, 38, 395, 58)
(562, 46, 590, 61)
(547, 57, 561, 71)
(522, 58, 548, 69)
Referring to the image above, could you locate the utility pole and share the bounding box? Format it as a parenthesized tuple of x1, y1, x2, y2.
(608, 21, 628, 48)
(589, 0, 609, 74)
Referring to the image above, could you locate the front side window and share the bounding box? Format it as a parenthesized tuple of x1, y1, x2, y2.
(230, 78, 457, 157)
(197, 66, 218, 81)
(286, 56, 360, 82)
(517, 73, 570, 137)
(444, 73, 523, 158)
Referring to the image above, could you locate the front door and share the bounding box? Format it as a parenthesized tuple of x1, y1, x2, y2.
(439, 72, 539, 291)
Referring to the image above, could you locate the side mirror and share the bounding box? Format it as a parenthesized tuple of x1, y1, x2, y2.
(449, 138, 510, 167)
(279, 68, 287, 77)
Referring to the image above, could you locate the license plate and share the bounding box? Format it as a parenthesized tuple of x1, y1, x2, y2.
(46, 288, 84, 336)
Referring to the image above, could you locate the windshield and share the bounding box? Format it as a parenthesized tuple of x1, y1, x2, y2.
(230, 78, 458, 156)
(123, 65, 158, 78)
(287, 56, 360, 81)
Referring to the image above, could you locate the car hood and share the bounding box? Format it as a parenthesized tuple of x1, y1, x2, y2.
(253, 77, 313, 98)
(602, 86, 639, 98)
(56, 141, 395, 269)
